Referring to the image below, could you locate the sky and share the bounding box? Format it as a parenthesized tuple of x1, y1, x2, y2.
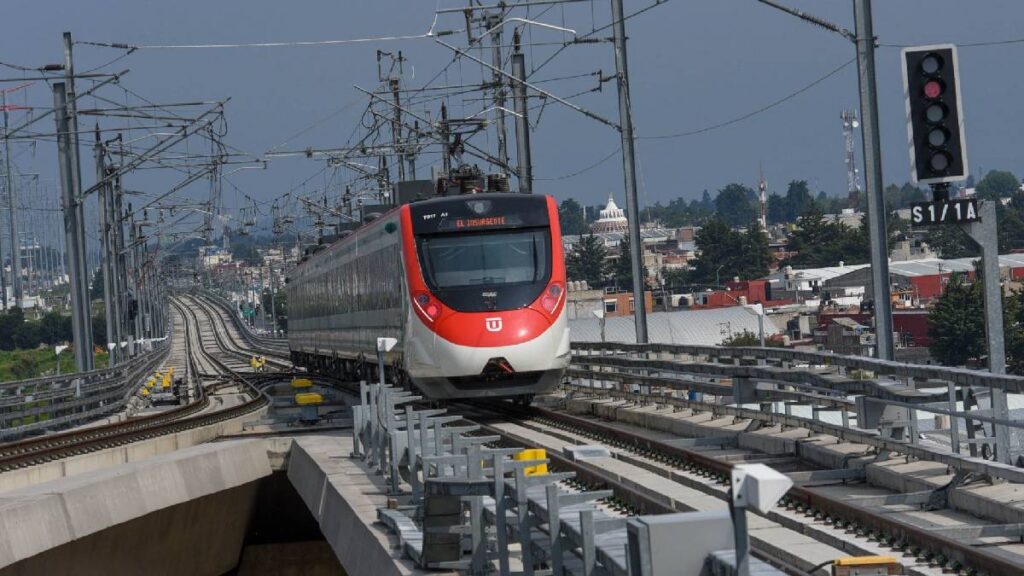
(3, 0, 1024, 231)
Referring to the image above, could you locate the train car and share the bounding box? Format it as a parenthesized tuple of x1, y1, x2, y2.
(287, 193, 569, 401)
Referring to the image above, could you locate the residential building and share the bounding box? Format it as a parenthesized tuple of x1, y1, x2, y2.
(814, 317, 876, 356)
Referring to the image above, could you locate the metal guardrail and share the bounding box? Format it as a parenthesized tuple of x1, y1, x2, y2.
(198, 291, 289, 354)
(569, 342, 1024, 484)
(0, 337, 171, 440)
(571, 341, 1024, 394)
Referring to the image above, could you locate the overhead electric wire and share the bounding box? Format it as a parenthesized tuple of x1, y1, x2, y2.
(638, 57, 855, 140)
(528, 0, 669, 79)
(534, 146, 619, 181)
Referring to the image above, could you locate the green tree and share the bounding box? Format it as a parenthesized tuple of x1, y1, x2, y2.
(924, 224, 976, 259)
(766, 192, 787, 225)
(784, 205, 841, 267)
(700, 190, 714, 213)
(975, 170, 1020, 201)
(661, 267, 689, 291)
(90, 267, 104, 300)
(690, 219, 742, 285)
(784, 180, 814, 221)
(929, 273, 985, 366)
(92, 314, 107, 347)
(232, 242, 262, 266)
(9, 354, 39, 380)
(689, 218, 769, 285)
(0, 308, 25, 351)
(557, 198, 589, 236)
(610, 235, 648, 291)
(38, 311, 72, 345)
(738, 221, 773, 280)
(566, 234, 610, 288)
(714, 183, 758, 227)
(883, 182, 927, 211)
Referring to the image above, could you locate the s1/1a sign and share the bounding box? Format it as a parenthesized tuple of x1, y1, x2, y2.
(910, 198, 979, 226)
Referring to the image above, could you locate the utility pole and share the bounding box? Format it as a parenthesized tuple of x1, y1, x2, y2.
(54, 82, 94, 371)
(408, 120, 419, 179)
(852, 0, 893, 360)
(2, 91, 22, 307)
(487, 13, 509, 172)
(112, 176, 128, 354)
(610, 0, 647, 343)
(511, 31, 533, 194)
(130, 214, 144, 350)
(389, 77, 406, 184)
(440, 103, 452, 175)
(95, 126, 116, 365)
(64, 32, 94, 365)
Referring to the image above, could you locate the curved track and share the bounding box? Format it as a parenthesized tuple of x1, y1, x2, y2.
(0, 296, 275, 472)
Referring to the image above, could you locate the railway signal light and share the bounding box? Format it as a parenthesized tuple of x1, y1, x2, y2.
(902, 44, 968, 185)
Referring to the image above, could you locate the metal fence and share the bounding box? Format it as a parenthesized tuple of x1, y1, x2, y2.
(570, 341, 1024, 483)
(0, 338, 171, 440)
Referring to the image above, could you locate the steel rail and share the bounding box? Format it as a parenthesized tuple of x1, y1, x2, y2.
(466, 409, 811, 576)
(563, 370, 1024, 485)
(0, 299, 269, 470)
(478, 402, 1023, 576)
(572, 341, 1024, 394)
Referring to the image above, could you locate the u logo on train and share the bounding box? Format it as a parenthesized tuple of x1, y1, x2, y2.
(286, 193, 570, 402)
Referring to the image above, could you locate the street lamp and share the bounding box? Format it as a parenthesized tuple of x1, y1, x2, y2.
(716, 264, 726, 289)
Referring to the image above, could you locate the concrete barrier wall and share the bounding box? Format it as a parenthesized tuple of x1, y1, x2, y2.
(1, 482, 260, 576)
(286, 436, 413, 576)
(0, 407, 267, 493)
(0, 439, 272, 572)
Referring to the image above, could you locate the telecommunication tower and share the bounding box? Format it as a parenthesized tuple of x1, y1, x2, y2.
(757, 166, 767, 230)
(841, 110, 862, 208)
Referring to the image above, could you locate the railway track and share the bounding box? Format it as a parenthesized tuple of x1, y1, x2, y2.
(453, 398, 1024, 576)
(180, 293, 290, 371)
(0, 296, 275, 472)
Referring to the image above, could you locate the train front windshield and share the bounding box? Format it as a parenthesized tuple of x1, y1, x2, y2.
(418, 228, 552, 311)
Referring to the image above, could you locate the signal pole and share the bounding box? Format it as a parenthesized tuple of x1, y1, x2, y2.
(852, 0, 893, 360)
(611, 0, 648, 343)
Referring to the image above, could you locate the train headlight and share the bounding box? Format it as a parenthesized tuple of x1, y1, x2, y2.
(539, 282, 564, 315)
(414, 292, 441, 322)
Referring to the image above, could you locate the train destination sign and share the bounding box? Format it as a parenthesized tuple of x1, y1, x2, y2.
(410, 193, 549, 235)
(909, 198, 979, 227)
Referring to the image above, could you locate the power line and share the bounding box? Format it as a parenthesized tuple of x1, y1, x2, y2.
(77, 29, 460, 51)
(528, 0, 670, 79)
(535, 146, 619, 180)
(638, 57, 855, 140)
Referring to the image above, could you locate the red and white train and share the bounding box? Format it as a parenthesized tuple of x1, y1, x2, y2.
(287, 193, 569, 401)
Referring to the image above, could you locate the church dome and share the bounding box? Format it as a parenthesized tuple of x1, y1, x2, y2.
(591, 193, 628, 233)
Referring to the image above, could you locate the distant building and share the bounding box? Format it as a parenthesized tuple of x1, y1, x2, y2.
(569, 306, 781, 345)
(889, 237, 937, 262)
(823, 208, 863, 229)
(590, 193, 629, 233)
(200, 246, 232, 269)
(601, 290, 654, 317)
(814, 317, 876, 357)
